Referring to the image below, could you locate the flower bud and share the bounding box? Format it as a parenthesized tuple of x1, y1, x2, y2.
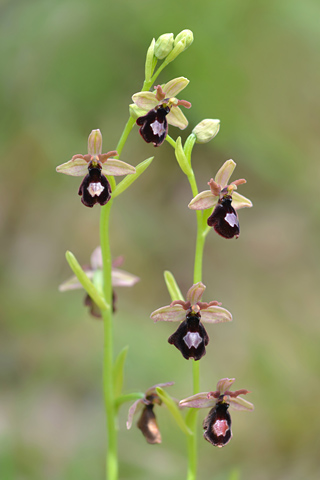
(154, 33, 174, 60)
(88, 129, 102, 155)
(193, 119, 220, 144)
(174, 29, 194, 50)
(145, 38, 155, 82)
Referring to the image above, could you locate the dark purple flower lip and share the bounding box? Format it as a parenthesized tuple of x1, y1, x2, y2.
(203, 402, 232, 447)
(126, 382, 174, 444)
(136, 105, 170, 146)
(168, 310, 209, 361)
(137, 404, 162, 444)
(207, 195, 240, 239)
(78, 163, 112, 208)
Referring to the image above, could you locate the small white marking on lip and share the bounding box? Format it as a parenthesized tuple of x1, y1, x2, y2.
(88, 182, 105, 197)
(213, 419, 229, 437)
(183, 332, 203, 349)
(225, 213, 238, 227)
(150, 120, 165, 136)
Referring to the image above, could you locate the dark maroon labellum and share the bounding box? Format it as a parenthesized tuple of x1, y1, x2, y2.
(136, 105, 170, 146)
(207, 195, 240, 239)
(203, 402, 232, 447)
(137, 404, 161, 444)
(168, 311, 209, 361)
(78, 165, 112, 207)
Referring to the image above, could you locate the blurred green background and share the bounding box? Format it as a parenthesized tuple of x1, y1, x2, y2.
(1, 0, 320, 479)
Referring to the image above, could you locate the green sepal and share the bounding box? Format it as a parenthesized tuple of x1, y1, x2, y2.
(112, 157, 154, 199)
(145, 38, 156, 82)
(65, 251, 108, 311)
(113, 346, 129, 397)
(175, 137, 193, 176)
(156, 387, 192, 436)
(164, 271, 184, 302)
(183, 133, 196, 162)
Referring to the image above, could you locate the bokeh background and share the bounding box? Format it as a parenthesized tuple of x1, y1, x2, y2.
(1, 0, 320, 479)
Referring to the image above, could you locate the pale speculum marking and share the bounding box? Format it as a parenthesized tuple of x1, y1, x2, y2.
(183, 331, 203, 349)
(150, 120, 165, 136)
(225, 213, 238, 227)
(213, 419, 229, 437)
(88, 182, 105, 197)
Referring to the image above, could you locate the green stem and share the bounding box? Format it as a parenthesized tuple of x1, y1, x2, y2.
(100, 201, 118, 480)
(116, 117, 136, 157)
(186, 161, 208, 480)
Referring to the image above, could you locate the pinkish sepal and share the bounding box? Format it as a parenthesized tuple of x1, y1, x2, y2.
(56, 157, 88, 177)
(101, 159, 136, 176)
(150, 305, 186, 323)
(179, 392, 217, 409)
(132, 92, 159, 110)
(188, 190, 218, 210)
(162, 77, 189, 97)
(167, 107, 188, 129)
(186, 282, 206, 304)
(88, 129, 102, 155)
(232, 192, 253, 210)
(215, 159, 236, 187)
(200, 306, 233, 324)
(216, 377, 235, 394)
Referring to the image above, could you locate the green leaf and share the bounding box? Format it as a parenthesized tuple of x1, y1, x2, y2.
(65, 251, 108, 311)
(112, 157, 154, 198)
(175, 137, 193, 176)
(156, 387, 192, 436)
(183, 133, 196, 161)
(164, 271, 184, 302)
(113, 346, 129, 397)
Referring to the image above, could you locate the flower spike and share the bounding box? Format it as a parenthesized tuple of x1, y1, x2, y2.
(150, 282, 232, 361)
(180, 378, 254, 447)
(188, 160, 252, 238)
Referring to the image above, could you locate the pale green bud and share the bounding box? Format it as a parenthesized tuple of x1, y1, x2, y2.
(154, 33, 174, 59)
(192, 119, 220, 143)
(174, 29, 194, 50)
(88, 129, 102, 155)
